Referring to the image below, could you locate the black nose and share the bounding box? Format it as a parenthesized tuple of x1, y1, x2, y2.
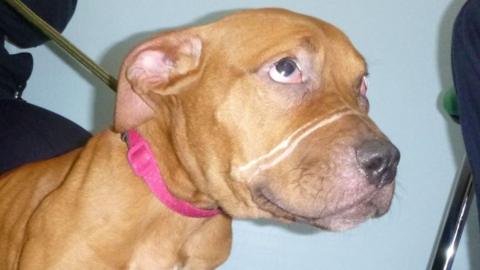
(356, 140, 400, 188)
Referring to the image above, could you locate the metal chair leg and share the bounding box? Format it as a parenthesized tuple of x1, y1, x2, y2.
(429, 157, 474, 270)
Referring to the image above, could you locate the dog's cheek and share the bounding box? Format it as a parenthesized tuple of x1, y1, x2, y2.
(213, 84, 292, 172)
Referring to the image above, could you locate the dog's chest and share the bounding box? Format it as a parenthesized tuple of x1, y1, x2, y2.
(128, 217, 231, 270)
(127, 242, 179, 269)
(127, 241, 218, 270)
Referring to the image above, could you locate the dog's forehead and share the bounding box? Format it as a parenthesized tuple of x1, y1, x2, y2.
(197, 8, 365, 70)
(214, 8, 328, 31)
(204, 9, 328, 47)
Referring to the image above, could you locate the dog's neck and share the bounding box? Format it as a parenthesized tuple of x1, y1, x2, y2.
(124, 129, 220, 217)
(131, 119, 218, 211)
(118, 120, 232, 267)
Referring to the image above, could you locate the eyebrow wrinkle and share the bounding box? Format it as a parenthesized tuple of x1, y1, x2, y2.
(300, 36, 319, 52)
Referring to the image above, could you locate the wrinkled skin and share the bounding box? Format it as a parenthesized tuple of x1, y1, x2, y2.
(0, 8, 399, 269)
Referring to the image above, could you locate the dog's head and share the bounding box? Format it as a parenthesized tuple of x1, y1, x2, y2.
(115, 8, 399, 231)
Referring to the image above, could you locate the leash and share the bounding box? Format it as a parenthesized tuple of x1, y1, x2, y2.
(4, 0, 118, 91)
(123, 130, 220, 218)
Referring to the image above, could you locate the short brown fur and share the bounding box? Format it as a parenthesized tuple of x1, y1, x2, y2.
(0, 8, 398, 269)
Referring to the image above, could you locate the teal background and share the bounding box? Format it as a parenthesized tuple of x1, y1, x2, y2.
(7, 0, 479, 269)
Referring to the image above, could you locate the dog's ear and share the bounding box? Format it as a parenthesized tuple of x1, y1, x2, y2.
(114, 34, 202, 132)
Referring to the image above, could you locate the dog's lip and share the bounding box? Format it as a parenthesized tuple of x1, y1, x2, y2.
(254, 185, 388, 225)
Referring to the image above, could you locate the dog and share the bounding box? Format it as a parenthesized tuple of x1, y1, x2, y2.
(0, 8, 400, 269)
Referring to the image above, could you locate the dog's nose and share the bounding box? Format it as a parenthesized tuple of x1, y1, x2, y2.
(356, 140, 400, 188)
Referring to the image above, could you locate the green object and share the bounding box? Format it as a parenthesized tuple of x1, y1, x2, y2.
(443, 87, 459, 119)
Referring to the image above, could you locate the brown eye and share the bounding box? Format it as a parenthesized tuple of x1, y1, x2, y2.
(268, 57, 303, 84)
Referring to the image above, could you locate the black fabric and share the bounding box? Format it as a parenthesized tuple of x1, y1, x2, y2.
(452, 0, 480, 220)
(0, 100, 90, 173)
(0, 0, 77, 98)
(0, 0, 91, 174)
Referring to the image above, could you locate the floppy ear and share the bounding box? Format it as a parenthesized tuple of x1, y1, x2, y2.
(114, 34, 202, 132)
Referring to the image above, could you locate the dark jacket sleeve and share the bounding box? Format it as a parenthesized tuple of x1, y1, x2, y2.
(452, 0, 480, 218)
(0, 0, 77, 48)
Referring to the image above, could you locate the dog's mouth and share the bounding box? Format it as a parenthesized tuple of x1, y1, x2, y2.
(252, 185, 393, 231)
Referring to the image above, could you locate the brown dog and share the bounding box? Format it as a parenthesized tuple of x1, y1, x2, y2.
(0, 8, 399, 269)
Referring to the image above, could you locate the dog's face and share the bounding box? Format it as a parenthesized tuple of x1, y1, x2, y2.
(115, 8, 400, 231)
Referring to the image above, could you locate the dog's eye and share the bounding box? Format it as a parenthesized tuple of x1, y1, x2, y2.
(360, 76, 368, 96)
(269, 57, 303, 84)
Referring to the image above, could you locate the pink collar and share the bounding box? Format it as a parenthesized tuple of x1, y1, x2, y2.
(124, 129, 220, 218)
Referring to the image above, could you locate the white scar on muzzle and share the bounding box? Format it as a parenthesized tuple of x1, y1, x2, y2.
(236, 109, 360, 181)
